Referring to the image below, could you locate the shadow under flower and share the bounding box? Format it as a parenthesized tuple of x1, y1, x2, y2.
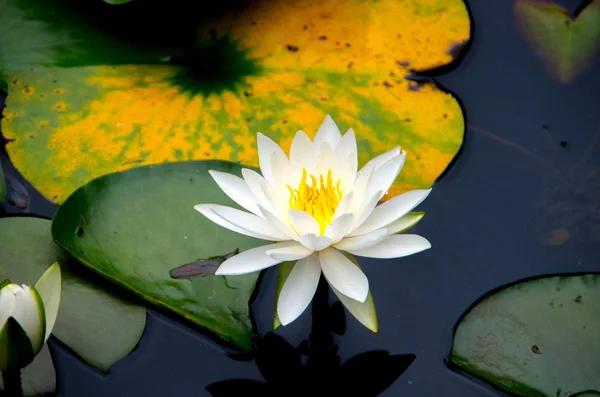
(206, 277, 415, 397)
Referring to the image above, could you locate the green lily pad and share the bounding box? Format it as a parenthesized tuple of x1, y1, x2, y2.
(0, 162, 5, 202)
(0, 217, 146, 396)
(450, 275, 600, 397)
(514, 0, 600, 83)
(51, 160, 265, 351)
(2, 0, 469, 204)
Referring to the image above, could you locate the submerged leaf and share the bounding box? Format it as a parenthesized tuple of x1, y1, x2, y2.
(450, 274, 600, 397)
(514, 0, 600, 83)
(2, 0, 469, 204)
(51, 161, 265, 351)
(169, 249, 239, 279)
(0, 217, 145, 395)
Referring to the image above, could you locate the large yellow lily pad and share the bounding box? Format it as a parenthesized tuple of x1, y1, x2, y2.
(2, 0, 470, 203)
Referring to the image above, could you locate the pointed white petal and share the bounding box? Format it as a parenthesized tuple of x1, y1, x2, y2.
(313, 115, 342, 148)
(209, 170, 261, 216)
(12, 285, 45, 353)
(315, 143, 337, 177)
(320, 248, 369, 302)
(270, 150, 302, 192)
(210, 205, 289, 240)
(35, 262, 62, 342)
(215, 242, 294, 275)
(348, 190, 383, 234)
(348, 163, 374, 213)
(387, 212, 425, 234)
(332, 192, 354, 221)
(362, 147, 401, 171)
(0, 285, 17, 329)
(277, 254, 322, 325)
(242, 168, 274, 213)
(324, 213, 354, 243)
(194, 204, 283, 241)
(299, 234, 333, 251)
(368, 151, 406, 200)
(257, 133, 287, 187)
(350, 189, 431, 236)
(290, 130, 314, 167)
(335, 129, 357, 165)
(346, 234, 431, 258)
(288, 210, 320, 236)
(339, 152, 358, 192)
(267, 243, 314, 261)
(334, 228, 388, 251)
(258, 205, 298, 240)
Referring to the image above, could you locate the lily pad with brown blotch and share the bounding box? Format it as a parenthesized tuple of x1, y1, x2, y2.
(2, 0, 470, 204)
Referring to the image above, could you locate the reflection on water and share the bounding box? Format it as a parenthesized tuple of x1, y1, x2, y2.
(207, 278, 415, 397)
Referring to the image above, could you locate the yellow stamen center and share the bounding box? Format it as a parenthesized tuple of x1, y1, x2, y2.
(287, 168, 343, 235)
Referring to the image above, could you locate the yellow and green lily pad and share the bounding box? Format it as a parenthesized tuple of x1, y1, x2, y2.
(51, 160, 266, 351)
(0, 217, 146, 396)
(514, 0, 600, 83)
(2, 0, 470, 204)
(450, 275, 600, 397)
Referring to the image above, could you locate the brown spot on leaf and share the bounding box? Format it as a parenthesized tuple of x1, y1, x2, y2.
(347, 61, 354, 69)
(243, 91, 253, 97)
(12, 79, 19, 85)
(397, 60, 410, 67)
(531, 345, 541, 354)
(318, 35, 327, 40)
(345, 42, 351, 47)
(447, 39, 468, 59)
(286, 44, 299, 52)
(575, 295, 583, 303)
(408, 82, 423, 92)
(383, 81, 393, 88)
(54, 89, 62, 94)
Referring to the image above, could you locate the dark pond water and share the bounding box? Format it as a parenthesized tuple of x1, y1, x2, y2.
(1, 0, 599, 395)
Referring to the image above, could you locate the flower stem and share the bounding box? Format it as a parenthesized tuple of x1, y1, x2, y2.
(2, 368, 23, 397)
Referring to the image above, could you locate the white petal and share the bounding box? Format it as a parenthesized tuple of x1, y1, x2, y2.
(210, 205, 289, 240)
(324, 213, 354, 243)
(338, 153, 358, 192)
(35, 262, 62, 342)
(346, 234, 431, 258)
(299, 234, 333, 251)
(270, 150, 302, 192)
(387, 212, 425, 234)
(194, 204, 285, 241)
(215, 242, 294, 275)
(319, 248, 369, 302)
(242, 168, 274, 213)
(362, 147, 401, 171)
(348, 163, 374, 213)
(0, 285, 17, 329)
(332, 192, 354, 221)
(348, 190, 383, 234)
(350, 189, 431, 236)
(290, 130, 314, 167)
(335, 129, 357, 164)
(277, 253, 321, 325)
(12, 285, 45, 353)
(209, 170, 261, 216)
(334, 228, 388, 251)
(257, 133, 287, 187)
(368, 151, 406, 200)
(313, 115, 342, 148)
(315, 143, 337, 177)
(258, 205, 298, 240)
(267, 243, 314, 261)
(288, 210, 320, 236)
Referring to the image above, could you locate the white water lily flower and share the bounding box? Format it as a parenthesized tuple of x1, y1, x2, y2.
(0, 262, 62, 370)
(194, 115, 431, 326)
